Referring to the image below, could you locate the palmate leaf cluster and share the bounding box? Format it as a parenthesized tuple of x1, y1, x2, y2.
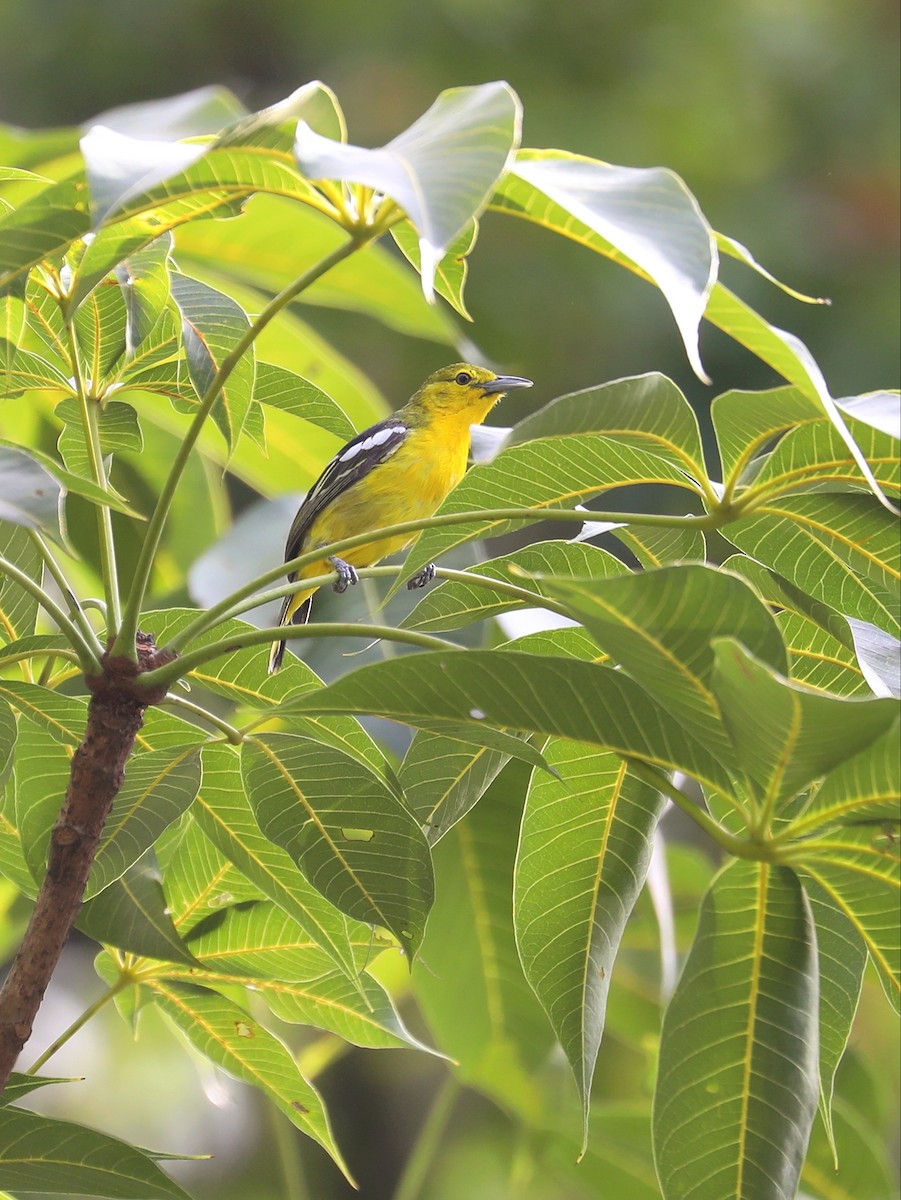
(0, 80, 898, 1199)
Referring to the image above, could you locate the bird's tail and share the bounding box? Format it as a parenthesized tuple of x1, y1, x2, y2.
(268, 589, 314, 673)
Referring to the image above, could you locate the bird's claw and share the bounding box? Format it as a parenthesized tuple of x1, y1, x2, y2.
(407, 563, 436, 590)
(329, 556, 359, 594)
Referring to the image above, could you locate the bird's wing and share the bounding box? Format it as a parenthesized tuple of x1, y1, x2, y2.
(283, 417, 409, 570)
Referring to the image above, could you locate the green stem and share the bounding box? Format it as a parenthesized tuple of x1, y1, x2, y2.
(177, 562, 575, 648)
(624, 760, 772, 860)
(0, 554, 100, 673)
(112, 232, 376, 663)
(139, 622, 463, 693)
(26, 978, 128, 1074)
(269, 1105, 309, 1200)
(159, 693, 245, 745)
(28, 532, 103, 658)
(65, 322, 121, 633)
(165, 506, 716, 655)
(392, 1076, 460, 1200)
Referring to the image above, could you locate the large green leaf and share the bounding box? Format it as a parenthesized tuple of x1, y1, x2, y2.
(710, 385, 822, 489)
(795, 824, 900, 1015)
(503, 372, 709, 486)
(85, 745, 202, 899)
(515, 738, 665, 1143)
(401, 434, 701, 591)
(0, 1106, 192, 1199)
(544, 564, 786, 763)
(157, 812, 265, 930)
(653, 860, 819, 1200)
(275, 649, 736, 793)
(150, 979, 351, 1182)
(56, 397, 143, 477)
(494, 151, 716, 382)
(190, 743, 362, 982)
(401, 540, 626, 634)
(295, 81, 520, 299)
(241, 733, 434, 957)
(776, 610, 870, 697)
(710, 639, 898, 811)
(0, 443, 62, 534)
(115, 233, 173, 356)
(0, 340, 70, 399)
(0, 175, 90, 291)
(725, 493, 900, 637)
(253, 359, 355, 441)
(412, 761, 555, 1119)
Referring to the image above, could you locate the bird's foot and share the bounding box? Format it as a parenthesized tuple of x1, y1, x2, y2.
(406, 563, 436, 590)
(329, 556, 359, 594)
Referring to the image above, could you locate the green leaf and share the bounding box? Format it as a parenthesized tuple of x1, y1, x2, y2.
(511, 372, 708, 486)
(0, 1072, 75, 1107)
(12, 712, 72, 885)
(150, 979, 352, 1183)
(494, 150, 717, 382)
(723, 553, 853, 648)
(0, 679, 85, 743)
(798, 719, 901, 831)
(0, 340, 69, 399)
(710, 638, 898, 810)
(181, 898, 369, 981)
(85, 745, 202, 899)
(401, 539, 626, 633)
(847, 618, 901, 699)
(795, 824, 900, 1015)
(0, 175, 90, 291)
(653, 860, 819, 1200)
(0, 702, 15, 776)
(169, 270, 255, 454)
(802, 875, 867, 1156)
(253, 360, 355, 440)
(78, 852, 201, 967)
(71, 273, 128, 378)
(115, 233, 173, 355)
(295, 81, 520, 299)
(277, 649, 736, 794)
(56, 397, 143, 477)
(398, 730, 510, 844)
(0, 443, 62, 534)
(157, 812, 265, 930)
(0, 1105, 192, 1199)
(777, 610, 870, 697)
(0, 282, 26, 393)
(515, 738, 665, 1143)
(390, 217, 478, 320)
(412, 761, 556, 1118)
(241, 733, 434, 957)
(711, 385, 822, 489)
(190, 743, 363, 982)
(201, 964, 441, 1054)
(726, 493, 900, 638)
(401, 431, 701, 591)
(545, 565, 787, 765)
(73, 83, 344, 302)
(0, 524, 41, 644)
(177, 195, 456, 344)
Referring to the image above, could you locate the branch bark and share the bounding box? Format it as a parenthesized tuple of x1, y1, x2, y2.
(0, 633, 174, 1091)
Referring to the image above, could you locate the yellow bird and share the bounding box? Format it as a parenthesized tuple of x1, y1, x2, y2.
(268, 363, 533, 672)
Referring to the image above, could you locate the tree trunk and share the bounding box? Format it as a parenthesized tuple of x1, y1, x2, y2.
(0, 634, 174, 1091)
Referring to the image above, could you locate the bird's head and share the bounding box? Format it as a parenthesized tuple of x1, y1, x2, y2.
(410, 363, 533, 422)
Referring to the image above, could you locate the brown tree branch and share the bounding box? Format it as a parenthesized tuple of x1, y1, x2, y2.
(0, 633, 174, 1091)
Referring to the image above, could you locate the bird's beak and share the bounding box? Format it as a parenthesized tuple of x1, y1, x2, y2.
(478, 375, 533, 395)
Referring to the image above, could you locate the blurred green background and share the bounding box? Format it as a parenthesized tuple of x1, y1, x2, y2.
(1, 2, 898, 1197)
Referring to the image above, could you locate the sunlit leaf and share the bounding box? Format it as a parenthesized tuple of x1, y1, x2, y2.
(295, 81, 520, 299)
(0, 524, 41, 645)
(653, 860, 818, 1200)
(0, 175, 90, 291)
(150, 979, 352, 1182)
(515, 738, 664, 1143)
(494, 150, 717, 382)
(241, 733, 434, 956)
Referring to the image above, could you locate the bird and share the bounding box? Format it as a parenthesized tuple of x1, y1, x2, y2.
(267, 362, 533, 672)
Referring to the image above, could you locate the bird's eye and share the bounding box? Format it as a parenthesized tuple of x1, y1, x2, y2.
(454, 371, 472, 386)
